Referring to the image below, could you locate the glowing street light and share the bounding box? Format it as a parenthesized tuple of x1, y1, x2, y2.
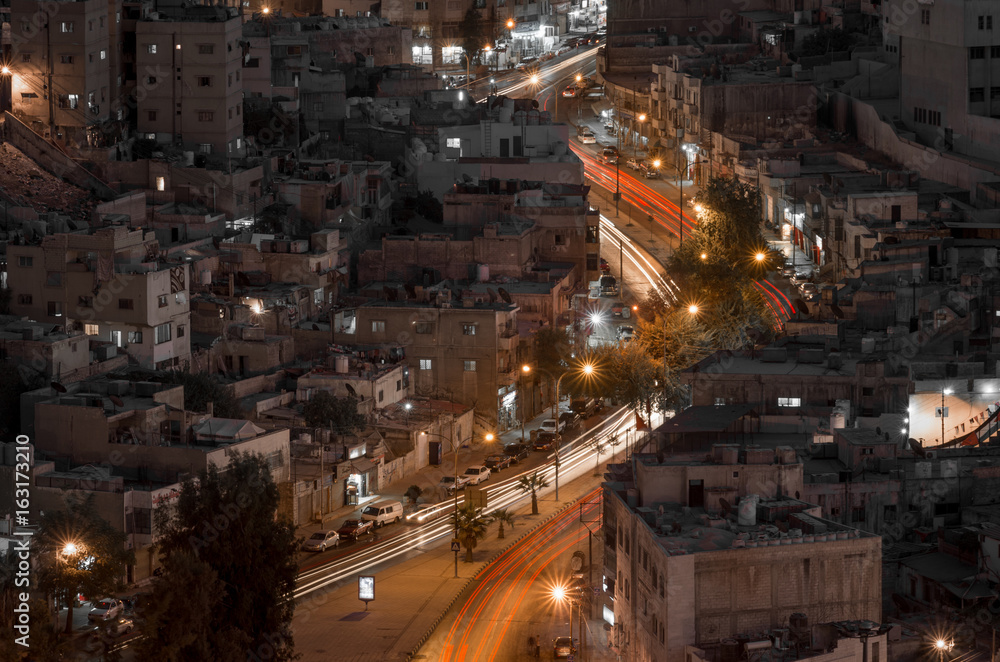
(652, 159, 661, 168)
(1, 66, 9, 75)
(530, 74, 540, 85)
(575, 74, 582, 83)
(700, 253, 708, 260)
(506, 18, 515, 29)
(63, 542, 78, 555)
(485, 433, 495, 442)
(693, 203, 704, 214)
(755, 252, 766, 262)
(261, 5, 270, 13)
(688, 304, 699, 315)
(551, 363, 598, 500)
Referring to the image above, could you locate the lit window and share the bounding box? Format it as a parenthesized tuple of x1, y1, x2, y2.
(777, 397, 802, 407)
(158, 295, 168, 308)
(154, 323, 172, 344)
(372, 320, 386, 332)
(462, 324, 477, 335)
(156, 176, 165, 191)
(446, 137, 461, 149)
(128, 331, 143, 344)
(464, 360, 477, 371)
(47, 301, 63, 317)
(84, 323, 99, 335)
(60, 22, 74, 32)
(100, 50, 106, 60)
(147, 44, 157, 54)
(419, 359, 432, 370)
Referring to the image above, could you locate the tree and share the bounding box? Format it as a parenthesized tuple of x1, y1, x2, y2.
(414, 190, 443, 222)
(141, 452, 299, 661)
(35, 495, 135, 633)
(490, 508, 515, 539)
(455, 504, 491, 563)
(0, 599, 68, 660)
(457, 7, 487, 67)
(518, 472, 550, 515)
(592, 438, 607, 477)
(303, 389, 366, 431)
(156, 370, 243, 418)
(531, 326, 573, 404)
(405, 485, 423, 504)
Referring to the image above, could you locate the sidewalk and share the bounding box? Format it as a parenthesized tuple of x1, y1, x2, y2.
(291, 413, 624, 662)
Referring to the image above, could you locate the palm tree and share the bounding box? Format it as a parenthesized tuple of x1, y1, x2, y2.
(455, 504, 491, 563)
(592, 438, 607, 476)
(490, 508, 515, 539)
(518, 472, 550, 515)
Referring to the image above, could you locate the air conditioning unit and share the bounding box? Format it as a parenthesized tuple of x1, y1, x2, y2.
(924, 450, 938, 460)
(688, 26, 697, 32)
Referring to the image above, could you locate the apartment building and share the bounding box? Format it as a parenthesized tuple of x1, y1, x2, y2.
(885, 0, 1000, 161)
(6, 226, 192, 370)
(345, 293, 519, 430)
(603, 447, 881, 660)
(135, 5, 245, 155)
(0, 318, 126, 383)
(10, 0, 116, 147)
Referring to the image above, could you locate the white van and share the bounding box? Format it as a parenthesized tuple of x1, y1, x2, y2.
(360, 500, 404, 528)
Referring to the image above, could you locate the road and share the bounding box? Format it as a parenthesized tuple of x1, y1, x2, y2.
(420, 490, 606, 662)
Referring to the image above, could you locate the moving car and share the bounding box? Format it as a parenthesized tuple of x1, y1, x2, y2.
(554, 636, 576, 659)
(464, 465, 492, 485)
(88, 598, 125, 623)
(440, 475, 472, 494)
(360, 499, 404, 527)
(104, 616, 135, 637)
(601, 151, 618, 165)
(799, 282, 819, 301)
(301, 530, 339, 552)
(577, 130, 596, 144)
(626, 158, 642, 171)
(337, 518, 374, 540)
(562, 86, 578, 97)
(503, 443, 530, 463)
(484, 454, 513, 471)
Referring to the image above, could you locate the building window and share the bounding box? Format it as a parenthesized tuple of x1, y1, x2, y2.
(920, 9, 929, 24)
(17, 295, 32, 305)
(155, 323, 172, 344)
(198, 111, 214, 122)
(970, 47, 986, 60)
(60, 21, 74, 32)
(462, 324, 477, 335)
(777, 397, 801, 407)
(57, 95, 79, 109)
(372, 320, 385, 332)
(78, 296, 93, 307)
(156, 176, 165, 191)
(148, 110, 157, 122)
(100, 50, 106, 60)
(60, 55, 74, 64)
(414, 322, 433, 334)
(127, 331, 142, 344)
(47, 301, 63, 317)
(84, 323, 99, 335)
(198, 44, 214, 54)
(387, 46, 395, 55)
(971, 87, 986, 102)
(861, 447, 875, 455)
(992, 46, 1000, 59)
(419, 359, 432, 370)
(464, 360, 477, 371)
(446, 137, 461, 149)
(415, 1, 428, 8)
(45, 272, 62, 287)
(378, 390, 384, 402)
(158, 294, 168, 308)
(197, 76, 212, 87)
(21, 53, 31, 63)
(714, 397, 725, 406)
(147, 44, 157, 54)
(18, 256, 33, 267)
(177, 325, 185, 338)
(554, 234, 566, 245)
(118, 298, 134, 310)
(286, 45, 302, 55)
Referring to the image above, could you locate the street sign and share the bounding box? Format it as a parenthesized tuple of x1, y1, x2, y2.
(451, 539, 461, 552)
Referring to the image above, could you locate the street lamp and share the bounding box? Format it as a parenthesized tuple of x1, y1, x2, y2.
(688, 304, 699, 315)
(551, 585, 582, 659)
(941, 387, 953, 445)
(675, 157, 709, 245)
(552, 363, 595, 501)
(935, 638, 954, 662)
(520, 364, 532, 442)
(634, 113, 646, 159)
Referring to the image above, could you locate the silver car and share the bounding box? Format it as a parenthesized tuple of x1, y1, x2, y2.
(88, 598, 124, 623)
(104, 616, 135, 637)
(301, 530, 339, 552)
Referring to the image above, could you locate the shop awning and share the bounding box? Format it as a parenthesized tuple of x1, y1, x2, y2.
(348, 458, 378, 475)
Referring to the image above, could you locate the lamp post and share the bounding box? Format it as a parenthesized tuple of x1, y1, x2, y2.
(934, 638, 954, 662)
(552, 363, 595, 502)
(634, 113, 646, 159)
(420, 430, 461, 578)
(520, 364, 532, 442)
(676, 156, 709, 245)
(59, 541, 82, 633)
(941, 387, 953, 445)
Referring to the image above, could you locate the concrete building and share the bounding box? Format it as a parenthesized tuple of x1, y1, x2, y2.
(296, 357, 408, 410)
(0, 317, 127, 383)
(344, 292, 519, 431)
(135, 5, 245, 156)
(10, 0, 117, 149)
(6, 226, 192, 370)
(602, 447, 882, 660)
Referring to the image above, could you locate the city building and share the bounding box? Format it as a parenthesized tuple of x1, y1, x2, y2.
(0, 317, 127, 382)
(6, 226, 192, 370)
(602, 446, 882, 660)
(134, 4, 246, 156)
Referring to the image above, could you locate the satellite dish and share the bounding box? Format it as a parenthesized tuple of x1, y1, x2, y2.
(50, 381, 67, 393)
(497, 287, 512, 304)
(719, 498, 732, 517)
(312, 323, 320, 331)
(345, 383, 357, 397)
(487, 288, 498, 303)
(109, 395, 125, 408)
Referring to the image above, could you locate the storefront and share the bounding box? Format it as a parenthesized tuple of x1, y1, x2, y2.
(498, 385, 518, 431)
(343, 458, 378, 505)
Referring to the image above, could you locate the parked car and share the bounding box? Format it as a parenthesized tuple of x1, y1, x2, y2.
(360, 499, 404, 527)
(562, 86, 578, 97)
(503, 443, 530, 463)
(484, 454, 513, 471)
(618, 325, 635, 342)
(571, 397, 601, 418)
(799, 282, 819, 301)
(540, 418, 566, 437)
(642, 164, 660, 179)
(104, 616, 135, 638)
(604, 123, 617, 136)
(440, 475, 472, 494)
(625, 158, 641, 171)
(464, 465, 492, 485)
(533, 436, 555, 451)
(781, 264, 796, 278)
(554, 636, 576, 659)
(577, 131, 596, 144)
(88, 599, 125, 624)
(559, 411, 580, 430)
(599, 275, 618, 297)
(301, 530, 339, 552)
(337, 518, 374, 540)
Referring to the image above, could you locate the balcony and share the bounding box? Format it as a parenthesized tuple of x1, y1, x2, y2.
(651, 87, 668, 102)
(498, 330, 519, 352)
(498, 369, 517, 388)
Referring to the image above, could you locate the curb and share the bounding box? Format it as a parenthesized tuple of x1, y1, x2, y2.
(406, 493, 588, 659)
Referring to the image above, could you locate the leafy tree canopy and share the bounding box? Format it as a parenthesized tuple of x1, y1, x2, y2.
(155, 370, 243, 418)
(141, 452, 299, 661)
(458, 7, 488, 66)
(303, 389, 366, 431)
(530, 326, 573, 383)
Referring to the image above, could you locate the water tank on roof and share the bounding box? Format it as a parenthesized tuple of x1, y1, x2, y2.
(335, 355, 349, 374)
(499, 106, 513, 123)
(527, 109, 540, 125)
(553, 141, 567, 157)
(513, 110, 527, 126)
(477, 264, 489, 283)
(539, 111, 552, 124)
(738, 495, 759, 526)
